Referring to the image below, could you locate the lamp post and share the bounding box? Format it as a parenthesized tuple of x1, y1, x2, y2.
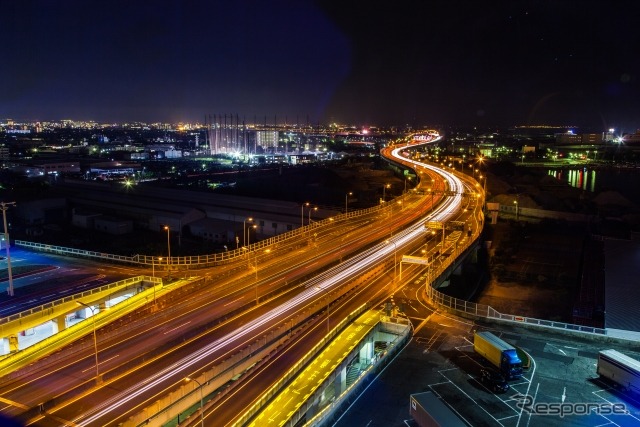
(1, 201, 16, 296)
(431, 189, 435, 208)
(163, 225, 171, 269)
(151, 257, 161, 306)
(153, 256, 162, 278)
(385, 239, 398, 295)
(254, 249, 270, 304)
(345, 192, 353, 213)
(185, 377, 205, 427)
(243, 217, 253, 247)
(247, 224, 257, 247)
(402, 177, 412, 210)
(77, 301, 99, 381)
(308, 206, 318, 225)
(382, 183, 390, 203)
(301, 202, 309, 227)
(316, 286, 330, 334)
(514, 198, 519, 220)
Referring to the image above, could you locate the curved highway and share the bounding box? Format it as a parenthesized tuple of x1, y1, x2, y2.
(0, 133, 479, 427)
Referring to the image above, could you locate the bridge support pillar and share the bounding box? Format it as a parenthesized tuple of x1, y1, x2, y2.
(453, 263, 463, 276)
(360, 337, 374, 364)
(7, 334, 19, 353)
(335, 365, 347, 396)
(55, 314, 66, 333)
(306, 397, 319, 420)
(471, 246, 479, 263)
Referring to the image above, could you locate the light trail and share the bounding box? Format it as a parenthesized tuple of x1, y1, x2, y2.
(72, 134, 467, 426)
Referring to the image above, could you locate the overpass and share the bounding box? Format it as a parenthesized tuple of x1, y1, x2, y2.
(239, 308, 411, 427)
(0, 133, 487, 426)
(0, 275, 164, 375)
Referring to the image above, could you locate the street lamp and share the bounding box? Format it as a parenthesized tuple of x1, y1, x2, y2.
(316, 286, 330, 334)
(308, 206, 318, 225)
(247, 224, 257, 247)
(402, 177, 412, 210)
(76, 301, 99, 381)
(163, 225, 171, 269)
(404, 176, 412, 193)
(153, 257, 162, 278)
(254, 249, 270, 304)
(514, 198, 519, 220)
(184, 377, 205, 427)
(243, 217, 253, 247)
(382, 183, 390, 203)
(301, 202, 309, 227)
(151, 257, 161, 306)
(385, 239, 398, 295)
(345, 192, 353, 213)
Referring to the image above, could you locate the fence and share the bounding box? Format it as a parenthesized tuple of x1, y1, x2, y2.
(423, 216, 610, 337)
(0, 276, 152, 327)
(15, 198, 397, 268)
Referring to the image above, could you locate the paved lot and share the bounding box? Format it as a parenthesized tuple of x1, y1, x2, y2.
(333, 310, 640, 427)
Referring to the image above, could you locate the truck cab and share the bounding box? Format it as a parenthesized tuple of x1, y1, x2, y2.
(474, 331, 523, 380)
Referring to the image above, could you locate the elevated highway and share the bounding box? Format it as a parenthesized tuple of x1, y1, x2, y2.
(0, 134, 483, 426)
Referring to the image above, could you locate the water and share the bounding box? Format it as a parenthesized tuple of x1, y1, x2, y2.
(547, 167, 640, 201)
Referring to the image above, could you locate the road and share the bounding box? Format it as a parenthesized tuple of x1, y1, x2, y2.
(0, 134, 482, 426)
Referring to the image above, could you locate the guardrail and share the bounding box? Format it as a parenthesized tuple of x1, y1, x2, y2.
(0, 276, 152, 327)
(422, 193, 609, 337)
(229, 304, 370, 427)
(15, 198, 398, 268)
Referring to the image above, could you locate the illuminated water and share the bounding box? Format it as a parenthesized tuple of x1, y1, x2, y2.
(546, 167, 640, 201)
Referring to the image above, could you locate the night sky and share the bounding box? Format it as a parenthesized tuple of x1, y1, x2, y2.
(2, 1, 639, 130)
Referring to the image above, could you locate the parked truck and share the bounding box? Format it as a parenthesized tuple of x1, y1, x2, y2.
(409, 391, 466, 427)
(597, 349, 640, 394)
(473, 331, 523, 380)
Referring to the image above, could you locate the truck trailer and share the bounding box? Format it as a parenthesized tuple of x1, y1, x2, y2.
(409, 391, 466, 427)
(473, 331, 522, 380)
(597, 349, 640, 394)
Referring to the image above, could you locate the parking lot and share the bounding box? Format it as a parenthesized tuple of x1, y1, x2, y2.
(334, 310, 640, 427)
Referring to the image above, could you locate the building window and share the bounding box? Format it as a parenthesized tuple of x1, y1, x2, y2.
(287, 224, 292, 231)
(260, 220, 265, 227)
(272, 222, 277, 229)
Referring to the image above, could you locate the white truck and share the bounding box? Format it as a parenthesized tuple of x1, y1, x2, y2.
(597, 349, 640, 394)
(474, 331, 522, 380)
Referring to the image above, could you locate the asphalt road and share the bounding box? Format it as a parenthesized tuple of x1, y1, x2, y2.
(332, 296, 640, 427)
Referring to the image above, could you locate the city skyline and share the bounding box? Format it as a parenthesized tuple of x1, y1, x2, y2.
(2, 1, 639, 131)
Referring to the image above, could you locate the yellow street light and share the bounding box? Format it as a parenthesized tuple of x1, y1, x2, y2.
(184, 377, 204, 427)
(163, 225, 171, 268)
(345, 191, 353, 213)
(382, 183, 390, 203)
(243, 217, 253, 247)
(301, 202, 309, 227)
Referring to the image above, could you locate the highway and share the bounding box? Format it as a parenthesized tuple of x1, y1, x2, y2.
(0, 134, 481, 426)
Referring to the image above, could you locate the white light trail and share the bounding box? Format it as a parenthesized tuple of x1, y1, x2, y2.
(75, 135, 465, 426)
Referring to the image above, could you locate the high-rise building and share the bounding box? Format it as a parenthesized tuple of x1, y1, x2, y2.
(256, 130, 279, 151)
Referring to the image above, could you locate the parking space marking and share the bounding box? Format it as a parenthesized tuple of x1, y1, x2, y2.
(435, 368, 520, 427)
(591, 388, 640, 425)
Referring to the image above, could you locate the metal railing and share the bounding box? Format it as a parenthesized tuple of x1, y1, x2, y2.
(423, 208, 609, 337)
(0, 276, 151, 326)
(15, 198, 397, 268)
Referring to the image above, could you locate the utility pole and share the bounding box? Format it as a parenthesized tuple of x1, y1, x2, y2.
(1, 202, 16, 296)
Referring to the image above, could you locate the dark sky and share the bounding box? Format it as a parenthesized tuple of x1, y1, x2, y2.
(1, 1, 639, 130)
